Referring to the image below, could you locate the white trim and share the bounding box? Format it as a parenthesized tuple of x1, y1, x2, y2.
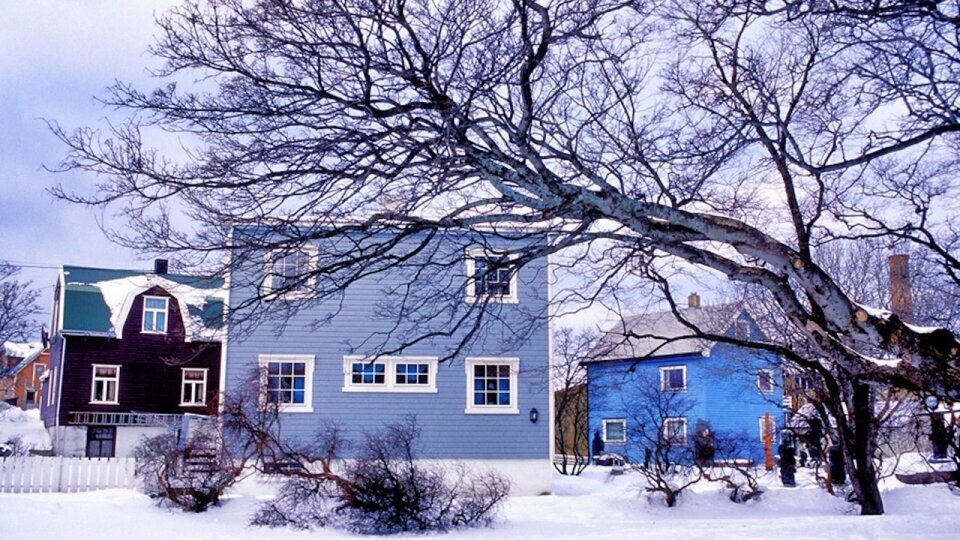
(757, 368, 775, 394)
(659, 365, 687, 392)
(464, 357, 520, 414)
(662, 416, 688, 445)
(219, 230, 233, 417)
(90, 364, 121, 405)
(342, 356, 439, 393)
(258, 354, 315, 413)
(141, 295, 169, 334)
(180, 368, 209, 406)
(759, 415, 777, 442)
(464, 249, 519, 304)
(547, 248, 555, 465)
(602, 418, 627, 443)
(261, 246, 319, 300)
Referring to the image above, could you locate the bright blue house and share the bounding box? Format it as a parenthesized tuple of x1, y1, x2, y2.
(222, 226, 552, 495)
(585, 295, 783, 464)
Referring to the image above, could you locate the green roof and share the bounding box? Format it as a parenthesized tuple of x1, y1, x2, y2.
(61, 265, 225, 339)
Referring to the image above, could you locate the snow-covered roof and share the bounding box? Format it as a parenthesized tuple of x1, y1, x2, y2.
(0, 342, 45, 378)
(586, 303, 749, 363)
(60, 265, 226, 342)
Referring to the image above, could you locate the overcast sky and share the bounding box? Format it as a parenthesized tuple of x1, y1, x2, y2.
(0, 1, 180, 315)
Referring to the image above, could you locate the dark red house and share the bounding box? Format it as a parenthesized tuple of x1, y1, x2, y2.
(40, 261, 224, 458)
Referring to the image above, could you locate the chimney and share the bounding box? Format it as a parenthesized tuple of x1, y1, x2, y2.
(688, 292, 701, 309)
(154, 259, 169, 275)
(888, 254, 912, 322)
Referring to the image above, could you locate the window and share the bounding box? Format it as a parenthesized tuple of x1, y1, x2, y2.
(265, 249, 315, 297)
(757, 369, 775, 394)
(24, 388, 37, 406)
(351, 360, 386, 386)
(602, 419, 626, 443)
(465, 357, 519, 414)
(660, 366, 687, 392)
(342, 357, 438, 393)
(86, 426, 116, 458)
(662, 417, 688, 445)
(465, 250, 518, 303)
(260, 355, 314, 412)
(759, 416, 777, 443)
(90, 365, 120, 404)
(735, 320, 750, 339)
(181, 368, 208, 406)
(142, 296, 169, 333)
(33, 364, 44, 382)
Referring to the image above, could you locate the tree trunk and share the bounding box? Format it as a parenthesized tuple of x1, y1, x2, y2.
(851, 382, 885, 515)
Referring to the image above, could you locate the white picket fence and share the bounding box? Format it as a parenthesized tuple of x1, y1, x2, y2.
(0, 457, 138, 493)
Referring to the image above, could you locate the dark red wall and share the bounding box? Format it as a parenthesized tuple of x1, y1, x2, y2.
(54, 286, 221, 425)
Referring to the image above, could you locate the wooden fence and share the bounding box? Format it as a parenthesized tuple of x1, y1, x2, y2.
(0, 457, 138, 493)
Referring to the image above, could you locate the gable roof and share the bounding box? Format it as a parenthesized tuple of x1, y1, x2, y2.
(60, 265, 226, 342)
(0, 342, 45, 378)
(587, 303, 747, 363)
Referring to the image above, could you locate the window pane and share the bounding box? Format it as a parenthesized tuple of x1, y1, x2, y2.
(499, 392, 510, 405)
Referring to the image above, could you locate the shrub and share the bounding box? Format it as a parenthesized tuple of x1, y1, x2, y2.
(252, 417, 510, 534)
(134, 422, 241, 512)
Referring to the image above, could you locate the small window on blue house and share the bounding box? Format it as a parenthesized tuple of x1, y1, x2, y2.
(660, 366, 686, 392)
(757, 369, 775, 394)
(342, 357, 438, 393)
(351, 361, 386, 385)
(142, 296, 169, 333)
(602, 419, 626, 443)
(395, 362, 430, 386)
(466, 250, 518, 303)
(662, 417, 687, 445)
(265, 248, 316, 298)
(735, 320, 750, 339)
(260, 355, 314, 412)
(465, 358, 519, 414)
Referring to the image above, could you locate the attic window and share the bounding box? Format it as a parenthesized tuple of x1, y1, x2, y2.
(735, 320, 750, 339)
(142, 296, 169, 334)
(465, 249, 518, 303)
(660, 366, 687, 392)
(266, 248, 316, 298)
(757, 369, 775, 394)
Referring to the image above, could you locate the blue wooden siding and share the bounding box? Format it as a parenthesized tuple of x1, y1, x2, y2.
(225, 231, 550, 459)
(587, 343, 782, 462)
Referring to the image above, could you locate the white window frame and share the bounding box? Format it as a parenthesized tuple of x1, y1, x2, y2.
(46, 367, 56, 407)
(659, 365, 687, 392)
(602, 418, 627, 443)
(464, 357, 520, 414)
(757, 369, 775, 394)
(465, 249, 519, 304)
(180, 368, 209, 406)
(662, 416, 688, 445)
(259, 354, 315, 413)
(759, 416, 778, 442)
(263, 247, 318, 300)
(342, 356, 439, 393)
(90, 364, 120, 405)
(141, 296, 169, 334)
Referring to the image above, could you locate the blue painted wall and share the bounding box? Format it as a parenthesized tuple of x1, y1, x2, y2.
(224, 230, 550, 460)
(587, 323, 782, 463)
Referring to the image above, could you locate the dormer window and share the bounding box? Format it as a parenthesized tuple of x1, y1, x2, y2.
(466, 249, 518, 303)
(142, 296, 169, 333)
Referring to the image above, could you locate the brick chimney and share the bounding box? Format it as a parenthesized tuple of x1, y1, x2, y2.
(688, 292, 701, 309)
(888, 254, 912, 322)
(154, 259, 169, 275)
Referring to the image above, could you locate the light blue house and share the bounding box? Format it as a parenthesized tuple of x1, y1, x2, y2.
(222, 226, 552, 494)
(585, 295, 783, 464)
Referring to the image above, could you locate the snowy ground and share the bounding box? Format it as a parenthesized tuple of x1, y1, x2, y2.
(0, 404, 52, 454)
(2, 466, 959, 539)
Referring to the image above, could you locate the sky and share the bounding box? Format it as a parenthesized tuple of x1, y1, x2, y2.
(0, 1, 180, 319)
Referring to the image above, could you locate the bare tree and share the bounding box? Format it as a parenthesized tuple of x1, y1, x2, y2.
(48, 0, 960, 512)
(0, 262, 40, 345)
(551, 327, 593, 475)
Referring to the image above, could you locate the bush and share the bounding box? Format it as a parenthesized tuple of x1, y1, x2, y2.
(252, 417, 510, 534)
(134, 424, 241, 512)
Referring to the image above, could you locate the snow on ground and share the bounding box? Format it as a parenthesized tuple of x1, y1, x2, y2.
(0, 404, 52, 452)
(2, 466, 960, 539)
